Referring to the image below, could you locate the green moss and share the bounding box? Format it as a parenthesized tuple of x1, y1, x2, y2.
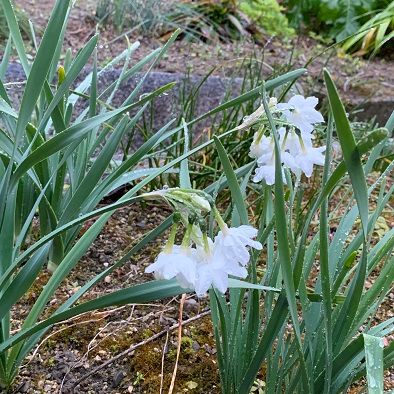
(141, 328, 154, 339)
(44, 357, 56, 367)
(44, 321, 101, 351)
(127, 317, 220, 393)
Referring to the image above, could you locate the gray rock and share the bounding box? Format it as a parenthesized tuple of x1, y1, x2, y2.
(4, 62, 393, 136)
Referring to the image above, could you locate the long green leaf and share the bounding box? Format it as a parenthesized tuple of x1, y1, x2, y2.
(13, 0, 71, 146)
(324, 69, 369, 238)
(10, 82, 176, 187)
(1, 0, 29, 74)
(213, 136, 248, 225)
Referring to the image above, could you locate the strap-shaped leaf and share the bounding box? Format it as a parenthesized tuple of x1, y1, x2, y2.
(324, 69, 369, 239)
(364, 334, 384, 394)
(13, 0, 71, 146)
(213, 136, 248, 225)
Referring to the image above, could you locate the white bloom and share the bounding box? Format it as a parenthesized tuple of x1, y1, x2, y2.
(281, 151, 299, 174)
(214, 225, 262, 266)
(195, 262, 228, 296)
(279, 127, 312, 153)
(193, 238, 248, 297)
(249, 133, 273, 159)
(253, 153, 286, 185)
(293, 145, 326, 177)
(278, 127, 303, 174)
(277, 95, 324, 134)
(194, 243, 228, 296)
(145, 245, 196, 289)
(253, 162, 276, 185)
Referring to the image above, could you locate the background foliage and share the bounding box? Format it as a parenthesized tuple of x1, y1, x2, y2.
(95, 0, 393, 55)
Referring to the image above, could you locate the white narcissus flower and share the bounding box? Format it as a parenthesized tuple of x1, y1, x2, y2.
(193, 242, 229, 296)
(194, 262, 229, 296)
(279, 127, 312, 153)
(146, 218, 262, 297)
(252, 163, 276, 185)
(214, 225, 263, 266)
(194, 237, 249, 297)
(145, 245, 196, 289)
(249, 133, 273, 159)
(293, 145, 326, 177)
(253, 152, 287, 185)
(277, 95, 324, 134)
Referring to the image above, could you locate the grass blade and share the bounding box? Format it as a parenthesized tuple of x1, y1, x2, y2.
(213, 136, 248, 225)
(363, 334, 384, 394)
(324, 69, 368, 238)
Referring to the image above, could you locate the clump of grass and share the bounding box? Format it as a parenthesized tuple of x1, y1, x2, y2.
(96, 0, 248, 42)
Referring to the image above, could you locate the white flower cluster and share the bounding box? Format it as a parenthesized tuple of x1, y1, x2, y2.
(247, 95, 326, 185)
(145, 192, 262, 297)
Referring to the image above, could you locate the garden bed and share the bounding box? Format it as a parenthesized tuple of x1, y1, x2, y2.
(11, 183, 394, 393)
(1, 1, 393, 393)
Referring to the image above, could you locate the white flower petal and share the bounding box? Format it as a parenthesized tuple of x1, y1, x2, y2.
(278, 95, 324, 134)
(145, 246, 197, 286)
(212, 271, 229, 294)
(214, 225, 262, 267)
(294, 145, 326, 177)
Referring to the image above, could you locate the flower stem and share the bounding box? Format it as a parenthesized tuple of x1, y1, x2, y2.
(164, 223, 178, 253)
(214, 208, 228, 234)
(202, 233, 211, 254)
(181, 223, 193, 249)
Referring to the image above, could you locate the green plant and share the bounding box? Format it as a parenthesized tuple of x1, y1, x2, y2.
(131, 53, 297, 191)
(139, 74, 393, 392)
(1, 1, 392, 393)
(342, 0, 394, 56)
(96, 0, 246, 41)
(285, 0, 392, 43)
(205, 79, 394, 392)
(239, 0, 295, 37)
(0, 0, 183, 387)
(0, 0, 303, 389)
(96, 0, 174, 34)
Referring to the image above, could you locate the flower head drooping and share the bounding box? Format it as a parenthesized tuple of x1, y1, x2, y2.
(277, 95, 324, 134)
(145, 245, 197, 289)
(214, 208, 262, 266)
(249, 133, 273, 159)
(253, 154, 276, 185)
(245, 95, 326, 183)
(145, 222, 197, 289)
(193, 236, 229, 296)
(144, 189, 262, 297)
(293, 144, 326, 177)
